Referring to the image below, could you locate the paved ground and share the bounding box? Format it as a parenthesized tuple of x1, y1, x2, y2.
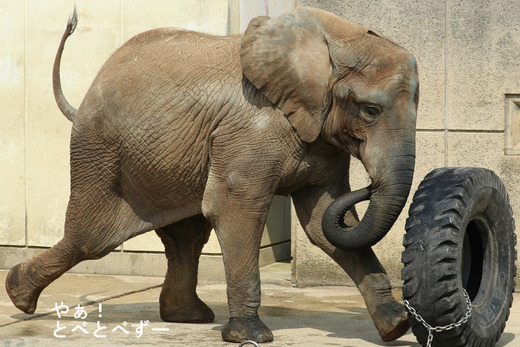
(0, 263, 518, 346)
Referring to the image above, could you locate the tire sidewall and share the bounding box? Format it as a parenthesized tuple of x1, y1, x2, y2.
(459, 183, 514, 341)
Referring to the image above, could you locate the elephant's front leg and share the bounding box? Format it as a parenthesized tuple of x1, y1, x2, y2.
(331, 248, 409, 342)
(292, 185, 409, 342)
(219, 223, 272, 344)
(203, 175, 274, 343)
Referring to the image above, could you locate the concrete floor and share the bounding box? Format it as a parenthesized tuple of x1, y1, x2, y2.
(0, 263, 518, 346)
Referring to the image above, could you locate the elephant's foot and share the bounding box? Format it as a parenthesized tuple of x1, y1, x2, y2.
(5, 263, 43, 314)
(221, 316, 273, 343)
(372, 301, 409, 342)
(160, 298, 215, 323)
(357, 273, 409, 341)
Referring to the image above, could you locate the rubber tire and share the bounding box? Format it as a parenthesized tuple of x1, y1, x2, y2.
(402, 167, 517, 347)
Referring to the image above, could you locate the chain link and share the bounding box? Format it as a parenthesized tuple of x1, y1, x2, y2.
(238, 340, 260, 347)
(403, 289, 472, 347)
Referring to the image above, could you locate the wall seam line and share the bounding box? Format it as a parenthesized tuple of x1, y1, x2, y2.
(120, 0, 123, 47)
(24, 0, 28, 247)
(444, 0, 448, 166)
(120, 0, 124, 253)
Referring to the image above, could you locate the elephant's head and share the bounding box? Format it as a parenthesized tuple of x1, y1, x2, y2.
(241, 7, 419, 250)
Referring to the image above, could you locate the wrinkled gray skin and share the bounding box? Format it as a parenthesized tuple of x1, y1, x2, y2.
(6, 7, 418, 343)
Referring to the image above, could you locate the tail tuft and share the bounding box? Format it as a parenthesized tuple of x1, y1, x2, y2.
(68, 6, 78, 36)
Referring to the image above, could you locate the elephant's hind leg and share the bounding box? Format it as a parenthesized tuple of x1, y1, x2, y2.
(6, 150, 155, 315)
(155, 214, 214, 323)
(6, 195, 153, 314)
(5, 195, 148, 314)
(6, 235, 84, 314)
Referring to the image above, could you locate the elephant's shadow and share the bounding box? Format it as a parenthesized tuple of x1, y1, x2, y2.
(249, 304, 418, 346)
(217, 303, 515, 347)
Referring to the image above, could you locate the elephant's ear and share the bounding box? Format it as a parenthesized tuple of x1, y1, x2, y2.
(240, 8, 332, 143)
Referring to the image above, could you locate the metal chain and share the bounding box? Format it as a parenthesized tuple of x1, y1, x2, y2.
(403, 289, 472, 347)
(238, 340, 260, 347)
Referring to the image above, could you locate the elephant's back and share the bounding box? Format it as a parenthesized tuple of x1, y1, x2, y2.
(104, 27, 243, 87)
(77, 26, 244, 148)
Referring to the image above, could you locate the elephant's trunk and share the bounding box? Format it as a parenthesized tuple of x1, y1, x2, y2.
(322, 152, 415, 250)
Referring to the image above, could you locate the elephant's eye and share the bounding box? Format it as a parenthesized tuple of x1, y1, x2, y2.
(362, 104, 382, 119)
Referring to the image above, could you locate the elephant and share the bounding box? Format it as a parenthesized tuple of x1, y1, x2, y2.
(6, 7, 419, 343)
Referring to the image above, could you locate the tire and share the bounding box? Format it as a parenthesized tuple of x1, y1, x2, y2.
(402, 167, 517, 347)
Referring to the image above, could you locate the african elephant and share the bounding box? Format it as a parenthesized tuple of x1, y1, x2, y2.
(6, 7, 418, 343)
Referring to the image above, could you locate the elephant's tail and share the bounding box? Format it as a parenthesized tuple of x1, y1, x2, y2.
(53, 7, 78, 122)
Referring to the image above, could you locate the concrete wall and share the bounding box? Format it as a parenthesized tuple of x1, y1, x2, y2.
(294, 0, 520, 287)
